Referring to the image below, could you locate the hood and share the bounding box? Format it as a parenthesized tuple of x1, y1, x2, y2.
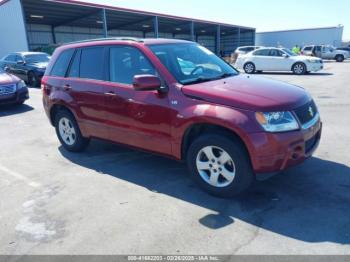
(295, 56, 321, 62)
(27, 61, 48, 69)
(181, 74, 310, 111)
(0, 72, 20, 85)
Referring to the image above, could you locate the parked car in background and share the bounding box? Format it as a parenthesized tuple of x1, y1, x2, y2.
(231, 46, 262, 64)
(336, 47, 350, 55)
(301, 45, 349, 62)
(235, 47, 323, 75)
(42, 38, 322, 197)
(0, 68, 29, 105)
(0, 52, 50, 87)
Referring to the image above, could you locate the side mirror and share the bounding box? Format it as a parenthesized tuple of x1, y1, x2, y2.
(4, 66, 10, 72)
(133, 75, 161, 92)
(17, 60, 25, 65)
(282, 54, 289, 58)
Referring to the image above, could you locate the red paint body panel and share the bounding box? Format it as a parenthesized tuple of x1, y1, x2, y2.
(42, 39, 321, 177)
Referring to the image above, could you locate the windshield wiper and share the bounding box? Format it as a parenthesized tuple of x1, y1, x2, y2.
(182, 77, 217, 85)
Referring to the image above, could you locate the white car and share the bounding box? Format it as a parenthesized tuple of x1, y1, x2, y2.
(235, 47, 323, 75)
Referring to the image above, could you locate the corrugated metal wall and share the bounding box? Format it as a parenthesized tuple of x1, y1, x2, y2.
(256, 27, 344, 48)
(0, 0, 28, 58)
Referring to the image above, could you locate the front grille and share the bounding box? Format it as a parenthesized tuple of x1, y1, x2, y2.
(294, 100, 318, 125)
(0, 84, 16, 96)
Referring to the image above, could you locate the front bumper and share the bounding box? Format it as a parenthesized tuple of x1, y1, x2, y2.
(247, 118, 322, 179)
(0, 87, 29, 105)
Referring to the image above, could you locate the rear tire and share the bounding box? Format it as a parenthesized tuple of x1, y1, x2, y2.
(54, 110, 89, 152)
(292, 62, 306, 75)
(335, 55, 344, 62)
(186, 134, 254, 198)
(243, 62, 256, 74)
(27, 71, 39, 87)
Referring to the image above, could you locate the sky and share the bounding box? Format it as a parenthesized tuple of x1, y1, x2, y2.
(80, 0, 350, 40)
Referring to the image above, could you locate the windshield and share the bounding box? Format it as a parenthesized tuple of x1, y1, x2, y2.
(24, 54, 50, 63)
(282, 48, 297, 56)
(148, 43, 238, 85)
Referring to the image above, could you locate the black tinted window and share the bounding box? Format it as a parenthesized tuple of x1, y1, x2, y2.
(254, 49, 270, 56)
(109, 46, 155, 85)
(80, 47, 104, 81)
(303, 46, 312, 51)
(68, 50, 80, 78)
(50, 49, 74, 77)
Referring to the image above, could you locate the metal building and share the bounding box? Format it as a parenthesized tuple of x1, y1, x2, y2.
(0, 0, 255, 58)
(256, 26, 344, 48)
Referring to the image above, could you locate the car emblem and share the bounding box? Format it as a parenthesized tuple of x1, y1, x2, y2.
(308, 106, 314, 117)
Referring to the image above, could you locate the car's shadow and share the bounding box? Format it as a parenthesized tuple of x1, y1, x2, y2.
(0, 103, 34, 117)
(59, 140, 350, 244)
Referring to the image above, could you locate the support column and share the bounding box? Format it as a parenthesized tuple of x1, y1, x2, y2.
(190, 21, 195, 41)
(51, 25, 56, 44)
(216, 25, 221, 55)
(102, 8, 108, 38)
(153, 16, 159, 38)
(237, 27, 241, 48)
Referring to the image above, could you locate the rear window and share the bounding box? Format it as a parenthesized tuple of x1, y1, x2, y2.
(80, 47, 104, 81)
(50, 49, 74, 77)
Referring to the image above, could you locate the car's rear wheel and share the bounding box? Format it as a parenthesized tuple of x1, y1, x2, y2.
(27, 71, 39, 87)
(335, 55, 344, 62)
(55, 110, 89, 152)
(186, 134, 254, 198)
(243, 62, 255, 74)
(292, 62, 306, 75)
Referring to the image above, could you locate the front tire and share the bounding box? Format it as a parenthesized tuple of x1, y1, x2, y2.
(243, 62, 256, 74)
(335, 55, 344, 62)
(55, 110, 89, 152)
(186, 134, 254, 198)
(292, 62, 306, 75)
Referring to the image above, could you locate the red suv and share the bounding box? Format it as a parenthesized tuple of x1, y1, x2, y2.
(42, 38, 322, 197)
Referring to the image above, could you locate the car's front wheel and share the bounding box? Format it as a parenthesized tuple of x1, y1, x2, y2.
(55, 110, 89, 152)
(243, 62, 256, 74)
(292, 62, 306, 75)
(186, 134, 254, 198)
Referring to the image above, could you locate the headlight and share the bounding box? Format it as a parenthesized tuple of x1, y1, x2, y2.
(306, 59, 318, 63)
(17, 80, 26, 90)
(255, 111, 299, 132)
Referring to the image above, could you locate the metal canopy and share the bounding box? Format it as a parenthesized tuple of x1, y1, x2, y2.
(20, 0, 255, 55)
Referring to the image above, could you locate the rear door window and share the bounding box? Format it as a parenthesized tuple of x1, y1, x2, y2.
(80, 47, 105, 81)
(50, 49, 75, 77)
(253, 49, 270, 56)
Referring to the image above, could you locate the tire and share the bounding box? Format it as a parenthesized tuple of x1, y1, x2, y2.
(335, 55, 344, 62)
(54, 110, 89, 152)
(16, 100, 25, 105)
(243, 62, 255, 74)
(292, 62, 306, 75)
(27, 71, 39, 87)
(186, 134, 254, 198)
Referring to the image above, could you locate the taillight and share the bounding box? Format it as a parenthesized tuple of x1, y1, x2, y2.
(41, 79, 51, 96)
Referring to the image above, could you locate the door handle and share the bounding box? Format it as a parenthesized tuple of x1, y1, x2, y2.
(63, 84, 71, 91)
(104, 91, 117, 96)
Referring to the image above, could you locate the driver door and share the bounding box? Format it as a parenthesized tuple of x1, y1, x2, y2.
(104, 45, 172, 155)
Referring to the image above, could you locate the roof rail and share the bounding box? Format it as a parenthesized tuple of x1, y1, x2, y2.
(63, 37, 144, 45)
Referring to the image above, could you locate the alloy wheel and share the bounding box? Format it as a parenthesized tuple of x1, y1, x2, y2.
(196, 146, 236, 188)
(58, 117, 76, 146)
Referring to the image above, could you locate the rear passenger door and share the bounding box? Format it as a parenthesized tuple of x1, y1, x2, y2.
(103, 45, 172, 155)
(62, 46, 109, 140)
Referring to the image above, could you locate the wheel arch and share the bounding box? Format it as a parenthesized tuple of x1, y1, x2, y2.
(181, 123, 251, 163)
(291, 61, 306, 71)
(49, 104, 75, 126)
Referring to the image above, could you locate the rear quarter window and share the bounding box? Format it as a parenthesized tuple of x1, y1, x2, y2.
(50, 49, 75, 77)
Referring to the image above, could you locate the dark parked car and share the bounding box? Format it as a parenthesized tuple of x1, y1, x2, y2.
(42, 38, 322, 197)
(0, 52, 50, 87)
(0, 68, 29, 105)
